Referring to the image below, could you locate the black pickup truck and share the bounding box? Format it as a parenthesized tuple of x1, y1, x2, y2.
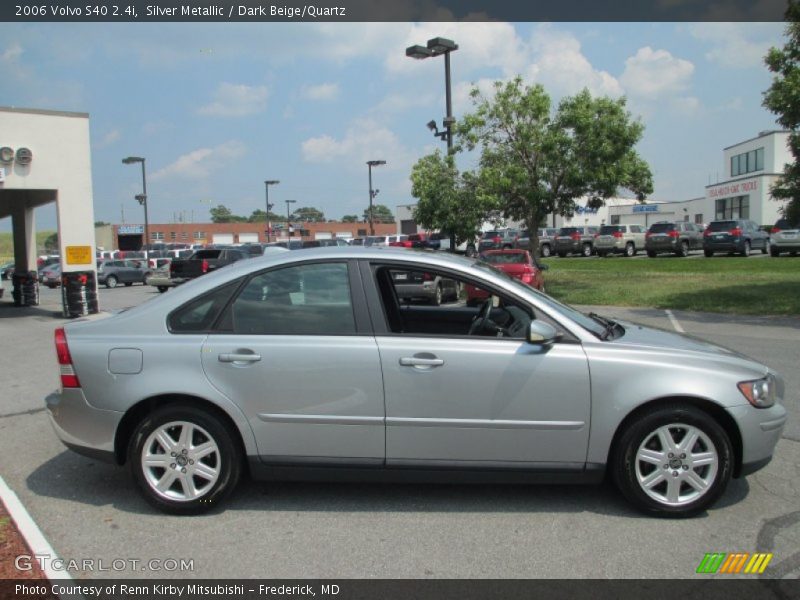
(168, 248, 251, 283)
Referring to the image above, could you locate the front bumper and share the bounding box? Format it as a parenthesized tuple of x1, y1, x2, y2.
(46, 389, 124, 463)
(727, 401, 787, 478)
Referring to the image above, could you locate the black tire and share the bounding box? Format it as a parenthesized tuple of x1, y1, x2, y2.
(581, 243, 592, 257)
(157, 286, 168, 293)
(703, 249, 713, 258)
(105, 275, 118, 289)
(431, 284, 442, 306)
(647, 250, 657, 258)
(762, 241, 770, 255)
(625, 243, 635, 257)
(677, 241, 689, 257)
(128, 404, 242, 515)
(540, 244, 551, 258)
(557, 252, 567, 258)
(612, 403, 733, 518)
(597, 250, 607, 258)
(465, 244, 477, 258)
(143, 271, 153, 283)
(770, 246, 780, 257)
(742, 241, 751, 257)
(124, 282, 133, 287)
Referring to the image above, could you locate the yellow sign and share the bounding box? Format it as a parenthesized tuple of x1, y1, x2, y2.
(65, 246, 92, 265)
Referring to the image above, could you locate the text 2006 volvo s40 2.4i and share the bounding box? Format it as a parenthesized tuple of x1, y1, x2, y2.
(47, 248, 787, 517)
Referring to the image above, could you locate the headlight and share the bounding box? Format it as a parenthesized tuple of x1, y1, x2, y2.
(737, 376, 775, 408)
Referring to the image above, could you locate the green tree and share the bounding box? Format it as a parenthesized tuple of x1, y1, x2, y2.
(411, 151, 497, 246)
(764, 1, 800, 224)
(248, 209, 284, 223)
(363, 204, 395, 224)
(44, 232, 59, 254)
(293, 206, 326, 222)
(209, 204, 247, 223)
(94, 221, 110, 227)
(458, 77, 652, 254)
(340, 214, 359, 223)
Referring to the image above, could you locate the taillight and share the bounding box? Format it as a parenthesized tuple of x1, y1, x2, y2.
(645, 232, 652, 239)
(668, 230, 679, 238)
(571, 232, 581, 241)
(703, 229, 712, 237)
(771, 226, 781, 234)
(520, 273, 534, 284)
(201, 259, 209, 273)
(54, 328, 80, 388)
(493, 236, 501, 244)
(593, 233, 600, 238)
(729, 227, 742, 237)
(613, 231, 623, 238)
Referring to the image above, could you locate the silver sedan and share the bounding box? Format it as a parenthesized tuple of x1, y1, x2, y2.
(46, 248, 786, 517)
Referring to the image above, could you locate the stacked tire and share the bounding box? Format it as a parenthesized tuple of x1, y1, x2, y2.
(11, 271, 39, 307)
(61, 271, 99, 318)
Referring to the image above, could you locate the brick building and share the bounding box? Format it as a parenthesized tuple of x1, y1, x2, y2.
(97, 221, 397, 251)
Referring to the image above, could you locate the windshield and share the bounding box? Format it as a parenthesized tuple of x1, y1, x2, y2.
(472, 261, 607, 338)
(482, 251, 527, 264)
(708, 221, 737, 231)
(648, 223, 675, 233)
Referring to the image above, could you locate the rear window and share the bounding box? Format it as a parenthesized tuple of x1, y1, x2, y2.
(599, 226, 622, 235)
(482, 252, 528, 264)
(708, 221, 737, 232)
(168, 280, 241, 333)
(481, 231, 500, 238)
(648, 223, 676, 233)
(558, 227, 579, 235)
(774, 219, 799, 230)
(192, 249, 223, 259)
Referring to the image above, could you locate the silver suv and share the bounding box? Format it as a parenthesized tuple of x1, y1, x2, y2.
(554, 226, 599, 257)
(594, 224, 647, 257)
(769, 218, 800, 256)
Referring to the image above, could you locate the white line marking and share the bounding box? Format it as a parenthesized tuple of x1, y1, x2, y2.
(0, 474, 75, 585)
(665, 309, 685, 333)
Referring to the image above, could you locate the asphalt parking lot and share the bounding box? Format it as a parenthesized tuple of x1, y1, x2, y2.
(0, 282, 798, 580)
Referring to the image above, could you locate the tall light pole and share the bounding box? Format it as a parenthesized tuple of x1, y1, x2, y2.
(285, 199, 296, 238)
(122, 156, 149, 257)
(264, 180, 279, 242)
(406, 37, 458, 153)
(367, 160, 386, 236)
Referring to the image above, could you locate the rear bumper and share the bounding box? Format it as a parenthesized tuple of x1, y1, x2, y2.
(554, 241, 583, 253)
(46, 389, 124, 462)
(703, 240, 745, 252)
(645, 240, 678, 253)
(595, 241, 626, 252)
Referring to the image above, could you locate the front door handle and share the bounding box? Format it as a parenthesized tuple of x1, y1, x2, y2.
(219, 353, 262, 363)
(399, 356, 444, 368)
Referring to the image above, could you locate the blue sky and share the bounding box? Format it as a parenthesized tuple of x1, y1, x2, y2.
(0, 21, 786, 230)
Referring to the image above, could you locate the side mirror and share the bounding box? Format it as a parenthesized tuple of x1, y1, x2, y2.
(539, 263, 549, 271)
(526, 321, 560, 345)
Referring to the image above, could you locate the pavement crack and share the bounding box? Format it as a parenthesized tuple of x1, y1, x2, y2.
(0, 407, 46, 419)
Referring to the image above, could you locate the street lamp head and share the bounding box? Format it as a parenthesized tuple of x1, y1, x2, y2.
(427, 120, 438, 132)
(367, 160, 386, 167)
(286, 199, 296, 204)
(406, 44, 433, 59)
(265, 180, 280, 185)
(135, 194, 147, 206)
(427, 37, 458, 54)
(122, 156, 144, 164)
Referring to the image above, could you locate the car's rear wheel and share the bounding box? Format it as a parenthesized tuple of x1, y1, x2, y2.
(762, 241, 770, 255)
(157, 286, 168, 293)
(582, 243, 592, 257)
(105, 275, 118, 289)
(432, 284, 442, 306)
(613, 404, 732, 518)
(625, 243, 636, 257)
(742, 241, 751, 257)
(597, 250, 607, 258)
(703, 249, 713, 258)
(647, 250, 656, 258)
(128, 404, 242, 514)
(770, 245, 780, 257)
(557, 252, 567, 258)
(540, 244, 551, 258)
(677, 241, 689, 257)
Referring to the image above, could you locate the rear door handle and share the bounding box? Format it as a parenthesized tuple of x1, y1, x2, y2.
(399, 357, 444, 367)
(219, 353, 262, 363)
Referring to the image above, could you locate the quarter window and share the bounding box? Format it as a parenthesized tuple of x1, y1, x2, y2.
(229, 263, 356, 335)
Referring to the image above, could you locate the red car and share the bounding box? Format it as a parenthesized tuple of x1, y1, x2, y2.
(466, 249, 545, 305)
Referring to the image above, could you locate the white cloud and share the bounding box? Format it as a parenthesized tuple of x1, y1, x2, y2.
(688, 23, 783, 69)
(526, 26, 623, 98)
(1, 42, 23, 63)
(302, 83, 340, 101)
(96, 129, 120, 148)
(620, 47, 694, 99)
(196, 83, 268, 117)
(301, 118, 411, 169)
(151, 140, 246, 181)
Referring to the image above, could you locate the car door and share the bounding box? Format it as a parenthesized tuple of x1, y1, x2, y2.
(200, 260, 385, 464)
(362, 260, 591, 469)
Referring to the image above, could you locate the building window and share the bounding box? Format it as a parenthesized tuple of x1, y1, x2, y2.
(181, 232, 188, 240)
(694, 214, 704, 225)
(731, 147, 764, 177)
(169, 231, 177, 240)
(610, 215, 620, 225)
(715, 196, 750, 220)
(151, 231, 164, 240)
(193, 231, 206, 240)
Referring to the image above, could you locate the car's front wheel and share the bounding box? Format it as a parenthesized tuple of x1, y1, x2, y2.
(540, 244, 551, 258)
(128, 404, 242, 514)
(613, 404, 732, 518)
(105, 275, 118, 289)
